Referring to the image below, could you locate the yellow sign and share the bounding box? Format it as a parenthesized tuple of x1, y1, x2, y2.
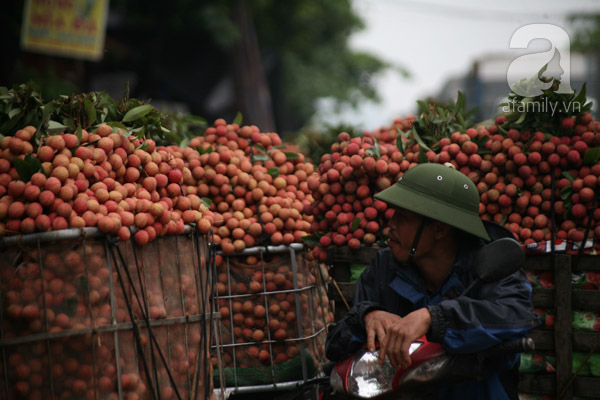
(21, 0, 110, 61)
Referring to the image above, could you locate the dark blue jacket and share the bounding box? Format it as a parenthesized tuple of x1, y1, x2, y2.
(325, 223, 538, 399)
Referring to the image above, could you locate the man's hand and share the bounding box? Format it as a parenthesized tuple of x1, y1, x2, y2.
(363, 310, 402, 354)
(379, 308, 432, 370)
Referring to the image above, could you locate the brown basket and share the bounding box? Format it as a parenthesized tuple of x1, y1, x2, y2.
(0, 227, 215, 400)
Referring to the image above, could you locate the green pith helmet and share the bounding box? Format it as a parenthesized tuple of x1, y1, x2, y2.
(375, 163, 490, 241)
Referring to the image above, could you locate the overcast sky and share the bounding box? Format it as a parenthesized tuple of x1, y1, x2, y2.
(314, 0, 600, 130)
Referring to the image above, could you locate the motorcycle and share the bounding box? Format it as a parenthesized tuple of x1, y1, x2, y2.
(326, 237, 535, 399)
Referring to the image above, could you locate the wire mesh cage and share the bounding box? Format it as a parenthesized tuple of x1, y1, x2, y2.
(211, 243, 334, 395)
(0, 226, 216, 400)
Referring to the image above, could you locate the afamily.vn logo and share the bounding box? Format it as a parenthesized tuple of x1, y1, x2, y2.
(506, 24, 574, 98)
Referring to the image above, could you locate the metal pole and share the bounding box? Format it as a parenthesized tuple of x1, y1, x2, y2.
(290, 246, 308, 383)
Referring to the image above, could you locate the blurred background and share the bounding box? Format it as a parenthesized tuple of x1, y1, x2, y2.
(2, 0, 600, 138)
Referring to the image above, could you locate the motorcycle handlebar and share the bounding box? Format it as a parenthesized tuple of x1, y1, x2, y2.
(477, 337, 535, 359)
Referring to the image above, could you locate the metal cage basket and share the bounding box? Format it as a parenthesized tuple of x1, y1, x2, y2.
(211, 243, 334, 397)
(0, 226, 215, 400)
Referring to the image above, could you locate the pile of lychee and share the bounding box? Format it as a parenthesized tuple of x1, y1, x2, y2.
(212, 254, 333, 369)
(186, 119, 316, 254)
(0, 119, 319, 255)
(0, 124, 214, 247)
(307, 112, 600, 258)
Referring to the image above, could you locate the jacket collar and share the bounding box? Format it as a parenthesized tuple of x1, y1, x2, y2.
(388, 245, 475, 307)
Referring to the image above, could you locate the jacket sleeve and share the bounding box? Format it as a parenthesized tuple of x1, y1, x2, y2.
(427, 269, 539, 354)
(325, 254, 387, 362)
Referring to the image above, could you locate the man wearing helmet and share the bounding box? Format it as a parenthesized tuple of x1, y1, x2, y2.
(325, 163, 538, 399)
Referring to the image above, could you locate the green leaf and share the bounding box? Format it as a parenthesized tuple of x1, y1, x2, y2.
(8, 107, 21, 119)
(562, 171, 576, 183)
(84, 99, 96, 126)
(134, 126, 145, 138)
(104, 121, 128, 130)
(201, 197, 213, 208)
(473, 135, 489, 149)
(98, 94, 118, 121)
(373, 138, 381, 158)
(47, 120, 68, 134)
(75, 125, 82, 144)
(233, 111, 243, 126)
(351, 218, 361, 232)
(136, 142, 150, 151)
(251, 154, 269, 162)
(197, 145, 213, 155)
(254, 144, 266, 153)
(267, 144, 286, 153)
(40, 101, 55, 125)
(12, 158, 31, 181)
(284, 152, 300, 160)
(417, 150, 428, 164)
(514, 112, 527, 125)
(13, 154, 43, 182)
(301, 235, 320, 247)
(179, 137, 190, 149)
(411, 128, 433, 152)
(574, 83, 587, 104)
(583, 147, 600, 165)
(122, 104, 154, 123)
(521, 97, 534, 104)
(267, 167, 280, 177)
(60, 115, 76, 132)
(396, 130, 406, 153)
(162, 128, 179, 143)
(417, 100, 429, 111)
(456, 91, 466, 112)
(560, 186, 573, 202)
(0, 115, 22, 134)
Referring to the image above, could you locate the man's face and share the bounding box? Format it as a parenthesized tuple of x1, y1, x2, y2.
(386, 207, 428, 264)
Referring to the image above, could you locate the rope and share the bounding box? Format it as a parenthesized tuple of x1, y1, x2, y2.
(331, 278, 350, 311)
(110, 237, 184, 400)
(107, 241, 158, 400)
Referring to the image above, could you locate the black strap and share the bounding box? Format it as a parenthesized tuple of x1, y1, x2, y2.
(408, 217, 429, 263)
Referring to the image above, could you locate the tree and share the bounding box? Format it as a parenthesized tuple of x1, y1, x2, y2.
(569, 14, 600, 52)
(248, 0, 388, 133)
(568, 13, 600, 115)
(1, 0, 389, 134)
